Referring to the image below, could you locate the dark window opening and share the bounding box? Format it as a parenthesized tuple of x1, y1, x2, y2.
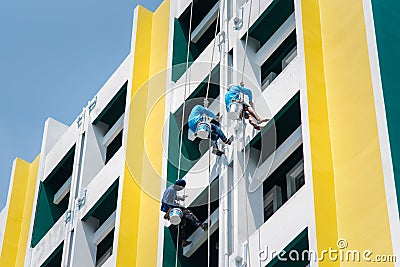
(105, 131, 123, 164)
(264, 202, 274, 222)
(250, 92, 301, 163)
(96, 229, 115, 267)
(82, 179, 119, 229)
(246, 0, 296, 90)
(262, 146, 304, 223)
(93, 82, 127, 134)
(82, 180, 118, 266)
(31, 146, 75, 248)
(40, 242, 63, 267)
(248, 0, 294, 47)
(295, 173, 305, 191)
(247, 92, 304, 223)
(164, 227, 219, 267)
(261, 31, 297, 90)
(172, 0, 220, 82)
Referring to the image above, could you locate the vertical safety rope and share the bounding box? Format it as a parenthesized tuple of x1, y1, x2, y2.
(240, 0, 254, 83)
(175, 2, 194, 267)
(205, 2, 223, 266)
(204, 0, 222, 108)
(242, 117, 251, 267)
(174, 228, 180, 267)
(238, 1, 254, 263)
(177, 0, 194, 182)
(207, 137, 212, 267)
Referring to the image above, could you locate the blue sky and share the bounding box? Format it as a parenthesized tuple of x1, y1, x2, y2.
(0, 0, 163, 210)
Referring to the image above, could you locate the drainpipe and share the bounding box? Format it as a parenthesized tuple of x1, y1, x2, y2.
(62, 107, 87, 267)
(219, 0, 230, 266)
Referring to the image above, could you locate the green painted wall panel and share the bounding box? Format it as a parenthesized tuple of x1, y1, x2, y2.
(172, 18, 194, 82)
(371, 0, 400, 215)
(266, 228, 309, 267)
(31, 182, 67, 247)
(162, 227, 219, 267)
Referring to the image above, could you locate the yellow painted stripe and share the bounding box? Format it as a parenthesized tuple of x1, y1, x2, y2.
(137, 1, 170, 266)
(117, 5, 152, 267)
(15, 155, 40, 267)
(300, 0, 339, 265)
(302, 0, 394, 264)
(117, 1, 170, 266)
(0, 156, 40, 267)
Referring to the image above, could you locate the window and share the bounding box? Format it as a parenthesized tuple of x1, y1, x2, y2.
(260, 31, 297, 91)
(105, 130, 122, 163)
(286, 160, 305, 198)
(282, 46, 297, 70)
(254, 93, 304, 223)
(96, 229, 115, 267)
(250, 92, 301, 164)
(263, 185, 283, 221)
(246, 0, 297, 91)
(93, 82, 127, 164)
(262, 145, 304, 223)
(93, 82, 127, 134)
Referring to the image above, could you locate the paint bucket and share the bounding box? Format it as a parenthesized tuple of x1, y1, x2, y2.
(228, 102, 243, 120)
(196, 121, 211, 139)
(169, 208, 183, 225)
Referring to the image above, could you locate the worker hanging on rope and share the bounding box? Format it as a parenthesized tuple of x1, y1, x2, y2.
(188, 104, 232, 156)
(225, 82, 269, 130)
(161, 179, 209, 247)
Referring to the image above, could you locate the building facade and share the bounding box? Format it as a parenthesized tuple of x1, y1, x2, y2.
(0, 0, 399, 266)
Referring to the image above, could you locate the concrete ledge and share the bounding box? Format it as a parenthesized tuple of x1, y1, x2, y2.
(183, 208, 219, 257)
(93, 211, 116, 246)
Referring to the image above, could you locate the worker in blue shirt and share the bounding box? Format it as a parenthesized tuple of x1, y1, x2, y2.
(161, 179, 208, 247)
(188, 105, 232, 156)
(225, 83, 269, 130)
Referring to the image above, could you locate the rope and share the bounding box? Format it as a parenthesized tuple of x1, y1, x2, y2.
(207, 137, 212, 267)
(175, 228, 180, 267)
(240, 8, 255, 264)
(204, 0, 221, 108)
(205, 2, 223, 265)
(177, 0, 194, 181)
(175, 2, 194, 267)
(242, 117, 251, 267)
(240, 0, 254, 83)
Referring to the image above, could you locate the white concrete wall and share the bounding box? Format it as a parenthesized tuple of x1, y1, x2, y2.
(70, 218, 98, 267)
(0, 208, 7, 254)
(246, 186, 310, 266)
(79, 123, 108, 189)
